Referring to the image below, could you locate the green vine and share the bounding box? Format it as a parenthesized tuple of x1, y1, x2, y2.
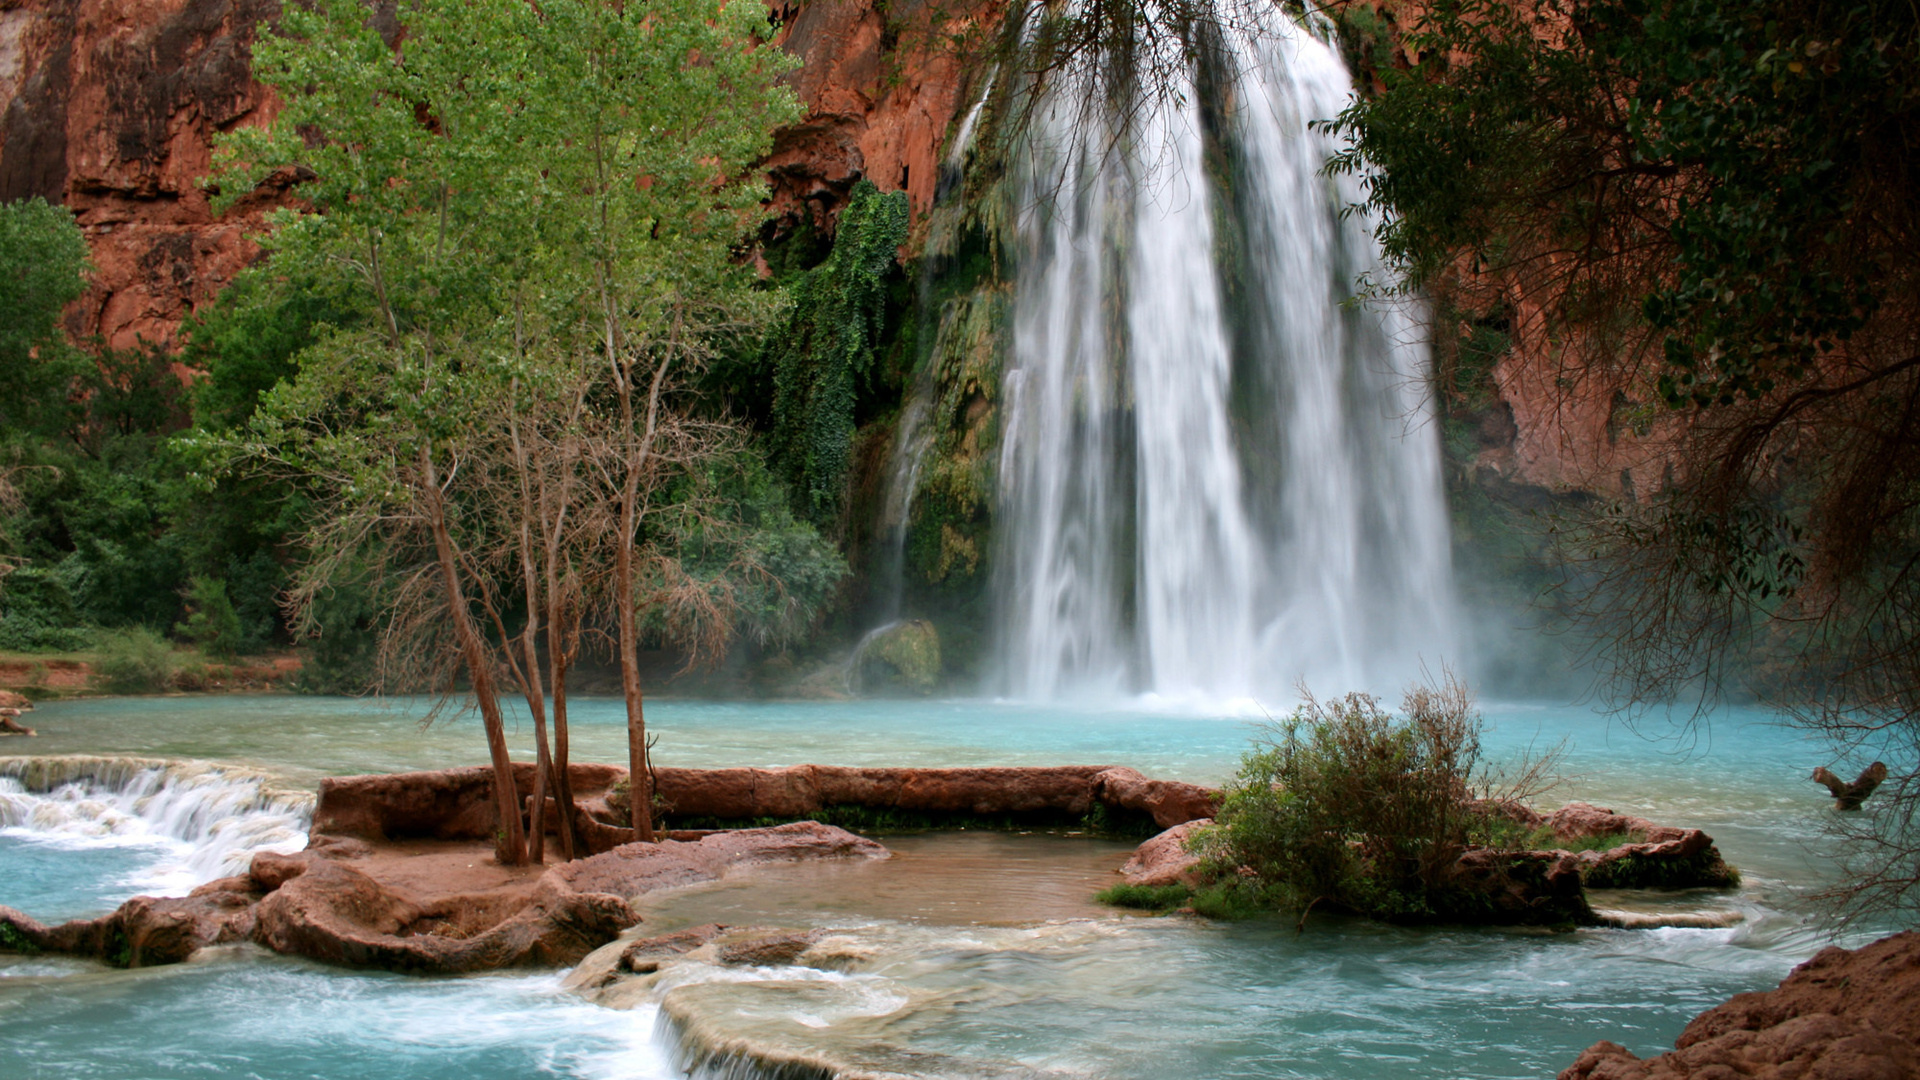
(768, 180, 911, 523)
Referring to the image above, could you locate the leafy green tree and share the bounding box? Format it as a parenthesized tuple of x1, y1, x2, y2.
(215, 0, 810, 860)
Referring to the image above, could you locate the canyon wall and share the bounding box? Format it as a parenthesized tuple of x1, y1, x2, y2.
(0, 0, 996, 348)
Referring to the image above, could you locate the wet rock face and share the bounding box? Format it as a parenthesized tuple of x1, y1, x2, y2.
(1560, 930, 1920, 1080)
(764, 0, 998, 230)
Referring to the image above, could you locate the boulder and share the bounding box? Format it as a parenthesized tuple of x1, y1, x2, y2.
(1119, 820, 1210, 887)
(856, 619, 941, 691)
(0, 823, 883, 975)
(1545, 802, 1736, 889)
(1559, 930, 1920, 1079)
(716, 929, 829, 968)
(252, 823, 880, 974)
(1435, 848, 1596, 926)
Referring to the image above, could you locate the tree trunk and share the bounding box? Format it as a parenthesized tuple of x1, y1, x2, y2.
(549, 639, 578, 860)
(422, 448, 528, 865)
(616, 531, 653, 841)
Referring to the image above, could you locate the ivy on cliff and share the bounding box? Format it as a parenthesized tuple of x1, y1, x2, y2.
(767, 180, 911, 524)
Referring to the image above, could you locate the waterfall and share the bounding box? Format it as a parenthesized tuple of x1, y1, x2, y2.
(994, 3, 1457, 703)
(0, 755, 313, 890)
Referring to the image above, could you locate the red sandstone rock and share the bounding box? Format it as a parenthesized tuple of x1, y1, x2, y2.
(1093, 767, 1221, 829)
(0, 0, 296, 350)
(1543, 802, 1730, 888)
(1441, 847, 1595, 925)
(312, 762, 624, 842)
(0, 875, 261, 967)
(1549, 801, 1681, 843)
(247, 822, 881, 974)
(1559, 931, 1920, 1080)
(766, 0, 1002, 225)
(1119, 819, 1210, 887)
(318, 763, 1221, 850)
(249, 855, 634, 974)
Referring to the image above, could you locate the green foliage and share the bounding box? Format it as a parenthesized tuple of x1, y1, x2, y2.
(174, 576, 245, 659)
(94, 627, 175, 694)
(1201, 683, 1551, 923)
(0, 198, 89, 434)
(292, 576, 379, 694)
(0, 566, 92, 652)
(768, 180, 912, 522)
(0, 921, 40, 954)
(210, 0, 810, 698)
(1185, 880, 1282, 921)
(1095, 883, 1192, 911)
(648, 450, 848, 651)
(183, 266, 363, 432)
(1581, 850, 1741, 890)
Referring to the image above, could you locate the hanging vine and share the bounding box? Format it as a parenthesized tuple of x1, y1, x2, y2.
(767, 179, 911, 524)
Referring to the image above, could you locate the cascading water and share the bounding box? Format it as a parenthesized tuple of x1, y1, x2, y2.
(995, 2, 1457, 702)
(0, 755, 312, 897)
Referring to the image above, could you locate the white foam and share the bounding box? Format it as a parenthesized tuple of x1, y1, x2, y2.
(0, 757, 313, 894)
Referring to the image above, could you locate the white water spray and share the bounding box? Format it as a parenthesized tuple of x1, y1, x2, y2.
(995, 4, 1457, 702)
(0, 756, 312, 892)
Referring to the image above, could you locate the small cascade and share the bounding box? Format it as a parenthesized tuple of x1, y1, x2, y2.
(864, 69, 1001, 631)
(994, 2, 1458, 703)
(0, 755, 313, 889)
(843, 619, 906, 694)
(867, 393, 933, 625)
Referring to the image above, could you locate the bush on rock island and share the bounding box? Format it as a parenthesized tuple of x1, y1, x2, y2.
(1184, 678, 1597, 928)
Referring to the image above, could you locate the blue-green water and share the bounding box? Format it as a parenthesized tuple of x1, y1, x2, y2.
(0, 694, 1887, 1079)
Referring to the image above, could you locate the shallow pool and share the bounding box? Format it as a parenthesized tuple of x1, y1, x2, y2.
(0, 693, 1888, 1079)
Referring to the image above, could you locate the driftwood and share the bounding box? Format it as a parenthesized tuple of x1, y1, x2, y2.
(1812, 762, 1887, 811)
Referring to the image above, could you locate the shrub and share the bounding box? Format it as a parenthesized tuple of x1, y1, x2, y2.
(94, 627, 175, 694)
(1200, 677, 1559, 924)
(1094, 883, 1192, 911)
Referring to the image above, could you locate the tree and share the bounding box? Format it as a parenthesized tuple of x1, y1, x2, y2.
(214, 0, 814, 862)
(1323, 0, 1920, 921)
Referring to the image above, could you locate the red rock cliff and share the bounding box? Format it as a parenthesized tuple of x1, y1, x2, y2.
(0, 0, 295, 350)
(0, 0, 997, 350)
